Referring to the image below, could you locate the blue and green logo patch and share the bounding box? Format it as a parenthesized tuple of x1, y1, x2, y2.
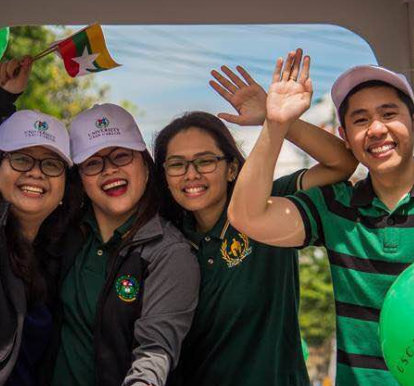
(95, 117, 110, 129)
(34, 120, 48, 131)
(115, 274, 139, 302)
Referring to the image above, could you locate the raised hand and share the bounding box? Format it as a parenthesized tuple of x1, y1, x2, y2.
(267, 49, 312, 125)
(0, 56, 33, 94)
(209, 65, 267, 126)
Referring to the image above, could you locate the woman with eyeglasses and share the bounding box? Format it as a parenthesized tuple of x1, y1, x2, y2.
(48, 103, 200, 386)
(0, 58, 77, 385)
(154, 50, 358, 386)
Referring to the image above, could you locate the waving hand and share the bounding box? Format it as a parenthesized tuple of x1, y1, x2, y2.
(267, 48, 312, 125)
(209, 65, 267, 126)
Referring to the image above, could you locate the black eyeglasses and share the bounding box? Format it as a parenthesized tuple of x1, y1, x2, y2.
(79, 148, 135, 176)
(2, 152, 66, 177)
(164, 155, 228, 177)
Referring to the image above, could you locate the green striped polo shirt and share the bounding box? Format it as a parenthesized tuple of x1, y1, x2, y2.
(287, 176, 413, 386)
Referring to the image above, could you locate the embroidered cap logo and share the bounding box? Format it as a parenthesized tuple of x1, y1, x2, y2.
(95, 117, 110, 129)
(34, 120, 49, 132)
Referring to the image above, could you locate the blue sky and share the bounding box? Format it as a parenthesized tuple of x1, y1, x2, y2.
(55, 24, 376, 174)
(77, 25, 377, 140)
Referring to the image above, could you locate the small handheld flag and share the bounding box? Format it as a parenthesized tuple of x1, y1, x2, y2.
(34, 24, 120, 77)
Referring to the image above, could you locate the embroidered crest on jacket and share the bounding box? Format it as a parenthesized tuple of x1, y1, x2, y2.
(115, 274, 139, 302)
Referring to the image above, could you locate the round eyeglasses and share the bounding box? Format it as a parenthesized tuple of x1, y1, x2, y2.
(163, 155, 228, 177)
(79, 148, 135, 176)
(2, 152, 66, 177)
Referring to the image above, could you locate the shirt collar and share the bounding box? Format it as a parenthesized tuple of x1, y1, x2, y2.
(182, 207, 230, 248)
(350, 175, 376, 207)
(351, 174, 414, 207)
(82, 209, 136, 244)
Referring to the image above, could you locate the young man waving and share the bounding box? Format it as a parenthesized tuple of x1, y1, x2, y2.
(228, 49, 414, 385)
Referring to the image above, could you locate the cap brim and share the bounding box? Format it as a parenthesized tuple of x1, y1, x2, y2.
(0, 143, 73, 167)
(72, 142, 146, 164)
(331, 65, 414, 110)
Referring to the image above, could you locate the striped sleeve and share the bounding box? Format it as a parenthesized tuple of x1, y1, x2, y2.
(286, 186, 327, 247)
(271, 168, 308, 197)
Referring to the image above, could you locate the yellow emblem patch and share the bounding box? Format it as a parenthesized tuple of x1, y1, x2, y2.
(220, 233, 252, 268)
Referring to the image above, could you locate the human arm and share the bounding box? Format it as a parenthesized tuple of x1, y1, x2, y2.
(122, 231, 200, 386)
(228, 49, 312, 247)
(210, 60, 357, 189)
(0, 56, 32, 122)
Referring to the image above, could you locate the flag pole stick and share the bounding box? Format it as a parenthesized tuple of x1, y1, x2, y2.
(33, 45, 58, 61)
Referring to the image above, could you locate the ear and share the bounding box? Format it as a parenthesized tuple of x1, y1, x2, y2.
(338, 126, 350, 149)
(227, 159, 239, 182)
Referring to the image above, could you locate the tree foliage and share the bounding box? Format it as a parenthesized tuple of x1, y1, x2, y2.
(299, 246, 336, 346)
(4, 26, 108, 123)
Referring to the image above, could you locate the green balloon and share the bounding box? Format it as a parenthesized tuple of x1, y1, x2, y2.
(301, 338, 309, 361)
(380, 263, 414, 385)
(0, 27, 9, 59)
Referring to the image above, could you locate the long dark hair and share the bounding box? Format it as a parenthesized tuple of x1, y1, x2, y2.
(75, 149, 159, 247)
(2, 155, 82, 306)
(154, 111, 245, 228)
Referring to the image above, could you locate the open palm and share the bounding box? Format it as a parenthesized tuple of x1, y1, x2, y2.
(266, 49, 313, 125)
(210, 65, 267, 126)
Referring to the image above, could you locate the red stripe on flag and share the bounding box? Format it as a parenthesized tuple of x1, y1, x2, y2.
(58, 38, 80, 77)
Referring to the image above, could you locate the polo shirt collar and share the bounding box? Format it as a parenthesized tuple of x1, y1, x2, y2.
(350, 175, 376, 207)
(182, 206, 230, 249)
(350, 174, 414, 207)
(82, 209, 136, 245)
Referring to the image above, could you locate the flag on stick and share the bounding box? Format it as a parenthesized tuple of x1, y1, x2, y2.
(54, 24, 120, 77)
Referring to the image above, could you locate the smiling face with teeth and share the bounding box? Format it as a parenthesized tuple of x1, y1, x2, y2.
(80, 146, 148, 230)
(0, 146, 66, 226)
(340, 86, 414, 177)
(165, 127, 237, 229)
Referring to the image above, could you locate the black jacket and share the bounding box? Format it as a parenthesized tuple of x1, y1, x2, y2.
(0, 89, 24, 385)
(0, 202, 26, 385)
(46, 214, 199, 386)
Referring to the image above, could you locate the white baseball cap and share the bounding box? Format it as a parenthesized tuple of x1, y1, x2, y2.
(0, 110, 72, 166)
(331, 65, 414, 111)
(69, 103, 146, 164)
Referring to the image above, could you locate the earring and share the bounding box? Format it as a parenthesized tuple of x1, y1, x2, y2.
(59, 201, 63, 206)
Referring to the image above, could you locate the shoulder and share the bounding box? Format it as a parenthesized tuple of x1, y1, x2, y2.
(134, 215, 196, 265)
(293, 180, 353, 204)
(152, 215, 193, 250)
(317, 180, 355, 207)
(271, 169, 307, 197)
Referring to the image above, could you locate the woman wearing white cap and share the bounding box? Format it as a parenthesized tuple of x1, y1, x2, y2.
(0, 58, 77, 385)
(49, 103, 200, 386)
